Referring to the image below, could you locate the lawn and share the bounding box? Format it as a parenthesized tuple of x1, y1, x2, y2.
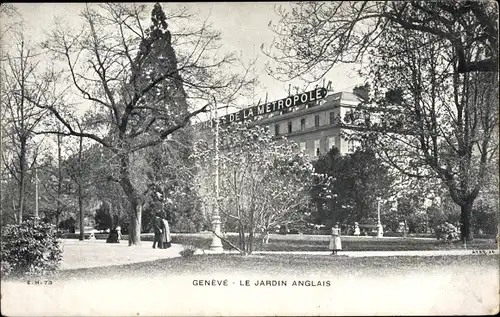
(51, 253, 499, 281)
(169, 232, 497, 252)
(64, 231, 498, 251)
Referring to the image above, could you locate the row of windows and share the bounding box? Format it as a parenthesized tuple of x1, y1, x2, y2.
(275, 111, 341, 135)
(298, 137, 337, 157)
(298, 138, 359, 157)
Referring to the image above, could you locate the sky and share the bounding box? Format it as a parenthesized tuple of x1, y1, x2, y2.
(3, 2, 363, 119)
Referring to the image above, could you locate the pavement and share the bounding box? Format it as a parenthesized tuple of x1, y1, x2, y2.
(58, 238, 499, 271)
(59, 239, 184, 270)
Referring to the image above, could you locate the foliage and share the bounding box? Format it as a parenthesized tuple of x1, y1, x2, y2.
(94, 204, 113, 231)
(1, 219, 63, 277)
(179, 245, 197, 258)
(57, 216, 76, 233)
(472, 200, 499, 235)
(141, 137, 205, 234)
(435, 222, 460, 243)
(345, 24, 497, 242)
(36, 149, 74, 227)
(264, 1, 499, 244)
(193, 124, 326, 253)
(171, 214, 202, 233)
(312, 147, 394, 227)
(0, 260, 12, 278)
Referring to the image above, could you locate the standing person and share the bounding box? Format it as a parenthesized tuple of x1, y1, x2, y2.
(152, 213, 164, 249)
(116, 226, 122, 241)
(329, 223, 342, 255)
(161, 217, 172, 249)
(353, 222, 360, 236)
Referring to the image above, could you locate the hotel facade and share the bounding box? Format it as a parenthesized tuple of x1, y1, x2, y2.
(257, 87, 366, 159)
(196, 86, 367, 159)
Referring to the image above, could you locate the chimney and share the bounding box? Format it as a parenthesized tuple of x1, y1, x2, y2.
(353, 84, 369, 100)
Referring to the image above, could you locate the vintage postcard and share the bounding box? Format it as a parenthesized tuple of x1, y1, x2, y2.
(1, 2, 499, 316)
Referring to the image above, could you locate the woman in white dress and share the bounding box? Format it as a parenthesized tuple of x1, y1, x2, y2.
(161, 218, 172, 248)
(329, 223, 342, 255)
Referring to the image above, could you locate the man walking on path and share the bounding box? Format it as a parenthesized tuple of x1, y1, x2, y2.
(152, 213, 165, 249)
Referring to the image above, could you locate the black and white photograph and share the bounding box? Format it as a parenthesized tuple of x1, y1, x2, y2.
(1, 2, 499, 316)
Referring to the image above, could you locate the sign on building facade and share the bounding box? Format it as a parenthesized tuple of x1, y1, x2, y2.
(199, 87, 328, 130)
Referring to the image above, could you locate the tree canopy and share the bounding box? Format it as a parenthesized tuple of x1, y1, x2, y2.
(344, 22, 498, 241)
(193, 124, 325, 253)
(311, 147, 394, 227)
(265, 1, 498, 82)
(24, 3, 254, 245)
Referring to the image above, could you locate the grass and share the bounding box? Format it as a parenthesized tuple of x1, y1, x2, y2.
(64, 231, 497, 251)
(50, 253, 498, 282)
(170, 232, 497, 252)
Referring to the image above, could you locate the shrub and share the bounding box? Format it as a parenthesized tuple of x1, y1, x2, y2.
(1, 219, 63, 277)
(58, 217, 76, 233)
(435, 222, 460, 242)
(1, 261, 12, 278)
(472, 201, 499, 235)
(94, 204, 113, 231)
(179, 245, 197, 258)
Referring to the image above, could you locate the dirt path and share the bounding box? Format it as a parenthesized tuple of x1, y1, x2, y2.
(59, 239, 184, 270)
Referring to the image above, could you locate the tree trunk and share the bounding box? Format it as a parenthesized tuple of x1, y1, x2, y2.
(248, 208, 255, 254)
(460, 200, 474, 243)
(78, 184, 84, 241)
(57, 133, 64, 231)
(109, 201, 114, 230)
(17, 141, 26, 224)
(77, 135, 85, 241)
(248, 229, 254, 254)
(263, 231, 270, 244)
(128, 202, 142, 246)
(238, 222, 245, 252)
(118, 153, 143, 246)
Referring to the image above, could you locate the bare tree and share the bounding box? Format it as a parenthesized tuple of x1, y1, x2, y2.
(0, 4, 22, 45)
(1, 31, 48, 223)
(194, 125, 322, 254)
(37, 132, 71, 228)
(264, 1, 498, 82)
(347, 28, 499, 242)
(32, 3, 254, 245)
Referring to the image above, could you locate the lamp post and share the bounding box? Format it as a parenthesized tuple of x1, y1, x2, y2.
(209, 97, 223, 253)
(377, 197, 383, 238)
(35, 165, 39, 219)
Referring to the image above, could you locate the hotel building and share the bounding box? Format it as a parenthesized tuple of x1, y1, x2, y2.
(196, 85, 368, 159)
(258, 86, 367, 158)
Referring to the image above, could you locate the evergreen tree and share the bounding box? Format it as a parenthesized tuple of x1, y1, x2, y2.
(38, 2, 252, 245)
(131, 3, 202, 233)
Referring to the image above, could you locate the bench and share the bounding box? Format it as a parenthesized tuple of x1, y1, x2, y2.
(353, 223, 381, 236)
